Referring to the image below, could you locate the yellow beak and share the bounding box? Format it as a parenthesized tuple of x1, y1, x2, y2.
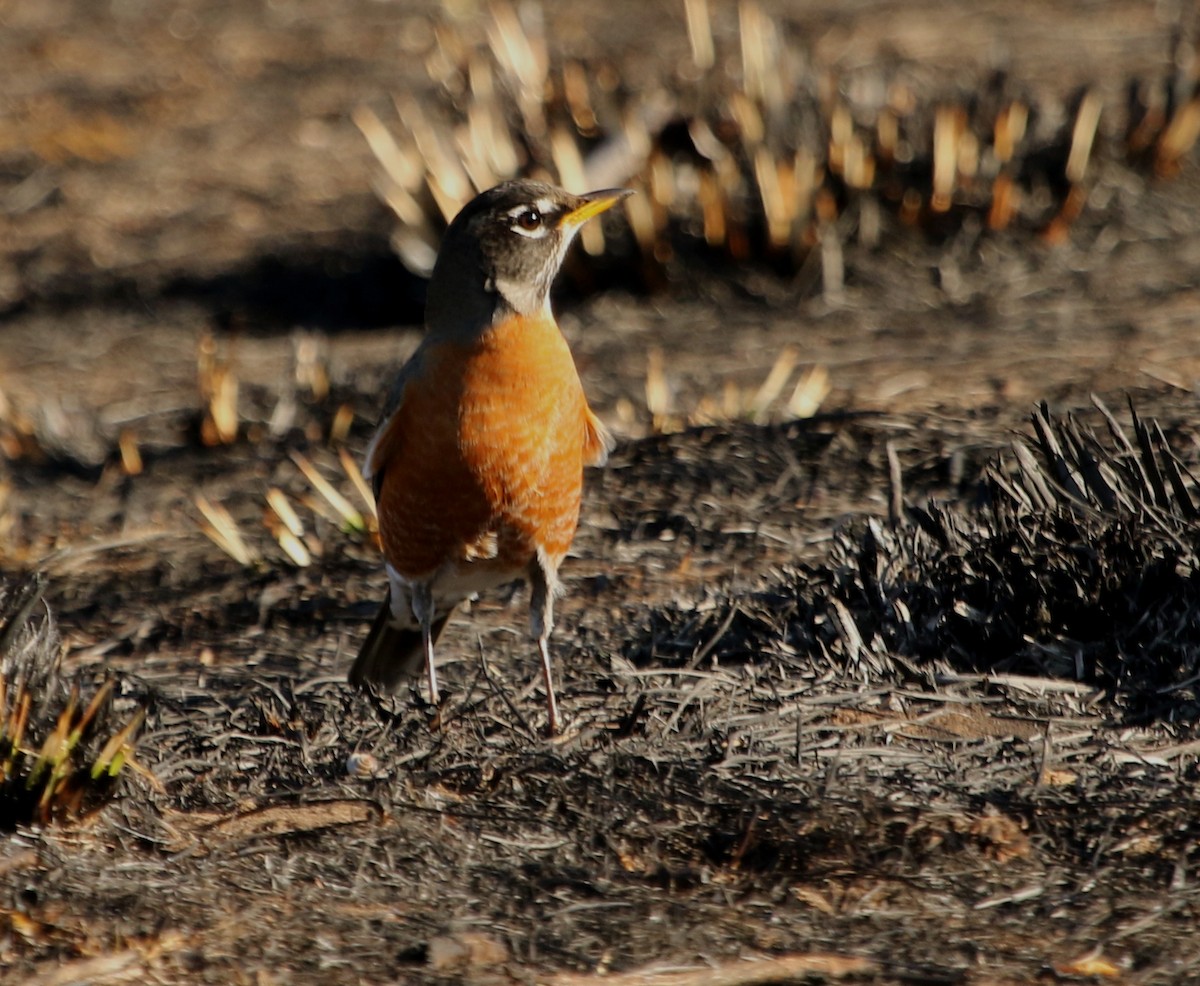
(561, 188, 633, 227)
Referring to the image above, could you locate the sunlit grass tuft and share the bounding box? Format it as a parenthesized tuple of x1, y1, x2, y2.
(0, 575, 147, 829)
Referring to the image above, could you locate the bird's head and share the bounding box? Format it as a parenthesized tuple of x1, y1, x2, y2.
(426, 179, 631, 331)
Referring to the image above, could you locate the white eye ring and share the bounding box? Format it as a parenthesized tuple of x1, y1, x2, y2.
(506, 198, 555, 237)
(513, 208, 542, 231)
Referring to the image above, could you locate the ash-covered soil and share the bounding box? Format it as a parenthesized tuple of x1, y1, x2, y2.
(2, 2, 1200, 984)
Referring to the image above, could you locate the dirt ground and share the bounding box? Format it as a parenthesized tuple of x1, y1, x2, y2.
(3, 1, 1200, 984)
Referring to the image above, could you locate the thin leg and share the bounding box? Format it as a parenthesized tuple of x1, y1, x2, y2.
(411, 582, 440, 706)
(528, 555, 560, 734)
(537, 634, 560, 735)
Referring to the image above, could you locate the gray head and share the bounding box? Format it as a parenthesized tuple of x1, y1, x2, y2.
(424, 179, 630, 333)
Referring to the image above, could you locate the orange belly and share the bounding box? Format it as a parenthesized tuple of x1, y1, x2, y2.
(375, 314, 591, 582)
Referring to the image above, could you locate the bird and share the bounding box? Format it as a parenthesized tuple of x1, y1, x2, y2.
(349, 179, 629, 734)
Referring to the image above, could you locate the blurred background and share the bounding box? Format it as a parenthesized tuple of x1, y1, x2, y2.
(2, 1, 1197, 459)
(2, 0, 1199, 620)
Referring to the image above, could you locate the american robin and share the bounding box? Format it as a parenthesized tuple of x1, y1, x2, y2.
(349, 179, 629, 733)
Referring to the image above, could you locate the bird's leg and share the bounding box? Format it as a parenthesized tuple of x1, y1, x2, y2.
(528, 555, 560, 734)
(411, 582, 440, 706)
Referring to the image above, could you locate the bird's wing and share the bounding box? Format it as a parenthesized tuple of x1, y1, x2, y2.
(583, 406, 615, 468)
(363, 353, 423, 501)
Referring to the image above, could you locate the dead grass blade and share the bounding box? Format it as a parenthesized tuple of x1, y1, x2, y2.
(196, 331, 239, 446)
(290, 451, 367, 534)
(337, 447, 378, 526)
(749, 345, 797, 422)
(684, 0, 714, 71)
(352, 103, 421, 190)
(1065, 89, 1102, 185)
(264, 487, 312, 567)
(547, 951, 876, 986)
(118, 428, 142, 476)
(90, 706, 146, 780)
(786, 364, 829, 419)
(200, 799, 381, 844)
(193, 493, 258, 567)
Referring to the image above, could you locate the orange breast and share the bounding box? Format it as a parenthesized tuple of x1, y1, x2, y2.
(375, 313, 592, 581)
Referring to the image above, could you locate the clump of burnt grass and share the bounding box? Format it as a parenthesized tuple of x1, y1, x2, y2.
(0, 573, 146, 829)
(360, 1, 1200, 292)
(627, 398, 1200, 722)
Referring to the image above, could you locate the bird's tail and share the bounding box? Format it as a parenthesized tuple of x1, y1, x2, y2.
(349, 589, 454, 694)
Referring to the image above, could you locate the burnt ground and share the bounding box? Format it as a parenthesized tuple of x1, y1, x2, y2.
(3, 2, 1200, 984)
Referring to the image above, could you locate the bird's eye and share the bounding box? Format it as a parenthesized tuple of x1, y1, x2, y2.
(514, 209, 542, 231)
